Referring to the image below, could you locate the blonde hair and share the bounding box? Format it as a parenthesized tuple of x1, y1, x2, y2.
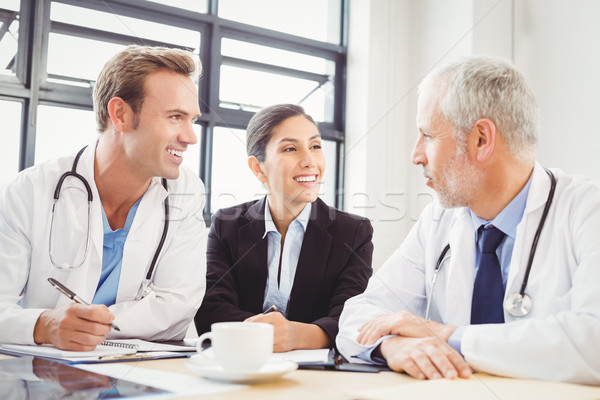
(93, 45, 200, 132)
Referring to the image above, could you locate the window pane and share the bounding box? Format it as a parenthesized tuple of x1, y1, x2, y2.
(48, 3, 201, 85)
(219, 65, 333, 122)
(0, 5, 19, 77)
(51, 3, 200, 49)
(0, 0, 19, 11)
(35, 105, 97, 165)
(219, 0, 342, 44)
(320, 140, 336, 206)
(0, 99, 21, 188)
(47, 34, 125, 84)
(211, 127, 265, 212)
(222, 38, 334, 75)
(140, 0, 208, 13)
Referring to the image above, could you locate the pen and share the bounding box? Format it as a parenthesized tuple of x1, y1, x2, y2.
(263, 305, 277, 314)
(47, 278, 121, 331)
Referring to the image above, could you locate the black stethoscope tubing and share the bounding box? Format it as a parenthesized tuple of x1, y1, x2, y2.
(52, 146, 169, 286)
(431, 168, 556, 317)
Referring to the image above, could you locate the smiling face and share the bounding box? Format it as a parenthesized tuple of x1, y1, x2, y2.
(253, 115, 325, 215)
(122, 69, 200, 180)
(411, 84, 483, 208)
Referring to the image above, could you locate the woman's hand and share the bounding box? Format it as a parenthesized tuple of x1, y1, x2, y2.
(246, 311, 296, 352)
(245, 311, 331, 352)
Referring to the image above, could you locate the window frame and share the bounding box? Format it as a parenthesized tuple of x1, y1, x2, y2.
(0, 0, 348, 221)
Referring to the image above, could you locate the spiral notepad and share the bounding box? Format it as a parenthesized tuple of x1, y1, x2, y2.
(0, 343, 137, 360)
(101, 340, 139, 350)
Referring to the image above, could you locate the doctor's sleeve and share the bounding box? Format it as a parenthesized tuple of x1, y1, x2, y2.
(336, 205, 433, 361)
(0, 175, 47, 344)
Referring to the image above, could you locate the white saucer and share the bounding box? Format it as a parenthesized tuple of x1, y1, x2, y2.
(185, 356, 298, 384)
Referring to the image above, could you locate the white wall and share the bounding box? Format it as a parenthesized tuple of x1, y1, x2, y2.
(514, 0, 600, 178)
(346, 0, 600, 269)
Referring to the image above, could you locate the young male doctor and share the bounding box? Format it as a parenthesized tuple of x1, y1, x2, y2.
(337, 55, 600, 385)
(0, 45, 206, 350)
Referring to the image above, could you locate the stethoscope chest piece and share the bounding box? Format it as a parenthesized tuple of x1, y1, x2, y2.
(504, 292, 532, 317)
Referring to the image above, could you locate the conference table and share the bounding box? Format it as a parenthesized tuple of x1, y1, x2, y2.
(2, 353, 600, 399)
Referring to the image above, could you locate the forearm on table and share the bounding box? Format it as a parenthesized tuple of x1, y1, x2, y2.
(289, 321, 331, 350)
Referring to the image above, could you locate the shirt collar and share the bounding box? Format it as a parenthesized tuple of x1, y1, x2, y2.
(263, 201, 312, 238)
(469, 172, 533, 239)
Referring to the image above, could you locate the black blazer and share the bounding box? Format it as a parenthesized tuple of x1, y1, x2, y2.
(194, 197, 373, 341)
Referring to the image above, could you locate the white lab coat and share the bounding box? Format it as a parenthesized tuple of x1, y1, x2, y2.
(337, 164, 600, 385)
(0, 144, 207, 344)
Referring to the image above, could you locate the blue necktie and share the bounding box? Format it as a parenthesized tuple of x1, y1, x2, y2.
(471, 225, 506, 324)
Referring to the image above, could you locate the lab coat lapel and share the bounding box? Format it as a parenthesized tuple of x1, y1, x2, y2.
(444, 209, 477, 325)
(505, 163, 553, 300)
(236, 197, 269, 312)
(288, 199, 332, 322)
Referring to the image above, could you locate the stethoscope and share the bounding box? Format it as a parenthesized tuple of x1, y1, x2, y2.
(48, 146, 170, 301)
(425, 168, 557, 320)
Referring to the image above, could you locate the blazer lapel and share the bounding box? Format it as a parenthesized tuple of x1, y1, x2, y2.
(236, 197, 269, 312)
(288, 199, 332, 322)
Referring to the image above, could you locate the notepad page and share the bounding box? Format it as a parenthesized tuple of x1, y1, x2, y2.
(0, 343, 136, 359)
(102, 339, 196, 352)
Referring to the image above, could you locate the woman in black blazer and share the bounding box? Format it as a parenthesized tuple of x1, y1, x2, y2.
(194, 104, 373, 352)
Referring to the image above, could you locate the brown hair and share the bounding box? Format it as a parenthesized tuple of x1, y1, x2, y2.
(92, 45, 200, 132)
(246, 104, 317, 162)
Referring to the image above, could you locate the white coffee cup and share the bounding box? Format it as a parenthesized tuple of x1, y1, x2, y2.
(196, 322, 274, 371)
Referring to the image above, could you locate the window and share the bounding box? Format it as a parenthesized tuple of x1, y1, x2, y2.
(0, 1, 19, 78)
(218, 0, 342, 44)
(35, 105, 97, 165)
(211, 127, 266, 211)
(0, 0, 347, 219)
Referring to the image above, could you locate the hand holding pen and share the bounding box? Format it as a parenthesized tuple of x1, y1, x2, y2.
(48, 278, 121, 331)
(263, 305, 278, 314)
(31, 278, 119, 351)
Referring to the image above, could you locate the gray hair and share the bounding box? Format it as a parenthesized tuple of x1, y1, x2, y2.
(419, 55, 538, 161)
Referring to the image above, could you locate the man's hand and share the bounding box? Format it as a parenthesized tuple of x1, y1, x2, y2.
(32, 358, 116, 390)
(357, 311, 455, 345)
(33, 303, 114, 351)
(380, 336, 472, 380)
(245, 311, 296, 352)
